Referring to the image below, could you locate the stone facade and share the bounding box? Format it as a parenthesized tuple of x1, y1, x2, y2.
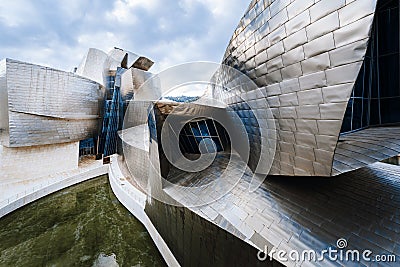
(0, 142, 79, 182)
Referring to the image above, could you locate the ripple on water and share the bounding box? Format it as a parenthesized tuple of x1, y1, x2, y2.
(92, 253, 119, 267)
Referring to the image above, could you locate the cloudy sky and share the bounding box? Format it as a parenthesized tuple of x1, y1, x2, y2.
(0, 0, 248, 73)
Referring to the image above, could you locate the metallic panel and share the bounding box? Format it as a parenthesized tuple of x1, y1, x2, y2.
(76, 48, 108, 85)
(121, 68, 154, 102)
(333, 127, 400, 175)
(77, 47, 154, 87)
(2, 59, 104, 147)
(163, 153, 400, 266)
(218, 0, 379, 176)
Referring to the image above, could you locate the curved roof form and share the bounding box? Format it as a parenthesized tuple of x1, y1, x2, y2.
(105, 47, 154, 72)
(0, 59, 104, 147)
(214, 0, 387, 176)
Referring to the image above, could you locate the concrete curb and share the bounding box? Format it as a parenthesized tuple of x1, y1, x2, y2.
(0, 157, 180, 267)
(108, 155, 180, 267)
(0, 165, 108, 218)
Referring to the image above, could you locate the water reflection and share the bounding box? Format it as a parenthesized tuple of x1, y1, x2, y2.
(382, 155, 400, 165)
(0, 175, 166, 267)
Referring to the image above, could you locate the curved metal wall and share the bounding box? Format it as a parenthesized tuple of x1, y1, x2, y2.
(331, 0, 400, 175)
(2, 59, 104, 147)
(216, 0, 378, 176)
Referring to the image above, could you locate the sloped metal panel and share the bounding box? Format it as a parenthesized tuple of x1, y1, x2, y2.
(121, 68, 154, 102)
(75, 48, 108, 85)
(105, 48, 154, 73)
(333, 127, 400, 175)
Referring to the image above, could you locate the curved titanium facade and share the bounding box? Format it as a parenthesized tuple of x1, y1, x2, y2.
(213, 0, 400, 176)
(341, 1, 400, 134)
(77, 47, 154, 105)
(0, 59, 104, 148)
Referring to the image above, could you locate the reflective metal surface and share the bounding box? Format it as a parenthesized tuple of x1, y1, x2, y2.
(164, 152, 400, 266)
(75, 48, 108, 85)
(76, 47, 154, 88)
(333, 127, 400, 175)
(0, 59, 104, 148)
(216, 0, 383, 176)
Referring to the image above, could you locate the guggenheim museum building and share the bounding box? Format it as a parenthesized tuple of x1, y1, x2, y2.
(1, 0, 400, 266)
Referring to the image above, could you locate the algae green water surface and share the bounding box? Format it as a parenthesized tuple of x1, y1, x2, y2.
(0, 175, 166, 267)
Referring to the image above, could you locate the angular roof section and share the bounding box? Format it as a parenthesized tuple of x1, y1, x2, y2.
(76, 47, 154, 87)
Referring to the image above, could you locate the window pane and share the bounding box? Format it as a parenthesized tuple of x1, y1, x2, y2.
(191, 123, 201, 136)
(379, 54, 400, 97)
(352, 99, 363, 130)
(380, 97, 400, 124)
(369, 99, 381, 126)
(212, 137, 223, 151)
(206, 120, 218, 136)
(377, 7, 399, 56)
(362, 99, 369, 127)
(198, 121, 209, 136)
(341, 101, 353, 133)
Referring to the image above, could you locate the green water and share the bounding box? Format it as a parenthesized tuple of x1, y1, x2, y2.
(0, 176, 166, 267)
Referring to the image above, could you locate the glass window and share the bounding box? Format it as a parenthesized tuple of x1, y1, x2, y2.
(381, 97, 400, 124)
(178, 119, 228, 154)
(190, 123, 201, 136)
(206, 120, 218, 136)
(379, 55, 400, 98)
(198, 121, 209, 136)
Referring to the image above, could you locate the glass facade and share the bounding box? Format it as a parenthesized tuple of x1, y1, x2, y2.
(179, 119, 229, 154)
(341, 0, 400, 133)
(79, 138, 96, 156)
(105, 75, 115, 98)
(98, 70, 124, 157)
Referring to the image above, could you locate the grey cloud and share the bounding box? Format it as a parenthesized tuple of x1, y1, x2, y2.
(0, 0, 248, 72)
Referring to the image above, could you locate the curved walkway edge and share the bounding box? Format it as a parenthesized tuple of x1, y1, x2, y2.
(0, 165, 109, 218)
(108, 155, 180, 267)
(0, 156, 180, 267)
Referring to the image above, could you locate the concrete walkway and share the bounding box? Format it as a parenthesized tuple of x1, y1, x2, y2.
(0, 156, 107, 213)
(0, 155, 180, 267)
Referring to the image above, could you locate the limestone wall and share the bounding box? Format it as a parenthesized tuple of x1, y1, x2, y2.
(0, 142, 79, 182)
(0, 164, 108, 218)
